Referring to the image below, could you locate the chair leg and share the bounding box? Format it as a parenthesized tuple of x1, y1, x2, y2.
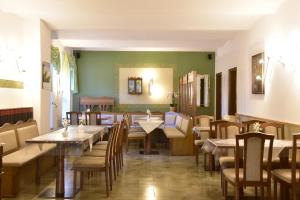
(73, 170, 77, 196)
(204, 152, 207, 170)
(195, 146, 199, 166)
(121, 150, 124, 167)
(109, 163, 113, 191)
(255, 187, 258, 199)
(292, 184, 297, 200)
(80, 172, 84, 189)
(105, 168, 109, 197)
(267, 183, 271, 200)
(224, 180, 228, 200)
(260, 186, 264, 200)
(235, 186, 239, 200)
(274, 180, 277, 200)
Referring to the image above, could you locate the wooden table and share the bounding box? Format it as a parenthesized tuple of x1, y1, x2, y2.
(203, 138, 295, 200)
(26, 125, 104, 198)
(137, 119, 164, 155)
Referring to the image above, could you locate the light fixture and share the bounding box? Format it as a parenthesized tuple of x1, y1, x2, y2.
(148, 78, 154, 96)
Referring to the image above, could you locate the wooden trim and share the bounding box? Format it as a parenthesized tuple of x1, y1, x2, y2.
(236, 113, 300, 127)
(0, 79, 24, 89)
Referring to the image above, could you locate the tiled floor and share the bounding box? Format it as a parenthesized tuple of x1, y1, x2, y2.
(4, 148, 227, 200)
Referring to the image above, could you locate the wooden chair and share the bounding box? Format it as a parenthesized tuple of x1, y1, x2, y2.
(223, 132, 274, 200)
(242, 119, 265, 132)
(124, 115, 146, 153)
(261, 122, 284, 139)
(218, 122, 244, 194)
(272, 133, 300, 200)
(66, 112, 82, 125)
(85, 112, 101, 125)
(72, 123, 119, 197)
(193, 115, 214, 166)
(203, 120, 228, 174)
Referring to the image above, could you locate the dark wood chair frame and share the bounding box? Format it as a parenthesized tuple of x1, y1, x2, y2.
(85, 112, 102, 125)
(261, 122, 285, 140)
(272, 133, 300, 200)
(242, 120, 265, 132)
(66, 112, 82, 125)
(223, 132, 274, 200)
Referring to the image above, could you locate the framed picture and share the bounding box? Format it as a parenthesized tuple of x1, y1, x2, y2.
(42, 61, 52, 91)
(128, 78, 135, 94)
(135, 77, 142, 94)
(252, 52, 265, 94)
(128, 77, 143, 95)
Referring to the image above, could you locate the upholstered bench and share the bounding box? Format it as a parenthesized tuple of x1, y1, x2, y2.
(0, 121, 56, 197)
(163, 114, 194, 156)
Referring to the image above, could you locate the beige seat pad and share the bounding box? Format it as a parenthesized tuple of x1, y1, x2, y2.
(219, 156, 235, 169)
(84, 150, 106, 157)
(73, 157, 105, 168)
(223, 168, 268, 183)
(194, 140, 204, 146)
(272, 169, 300, 184)
(128, 132, 146, 138)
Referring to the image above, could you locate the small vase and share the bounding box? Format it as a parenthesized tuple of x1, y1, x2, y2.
(62, 127, 68, 137)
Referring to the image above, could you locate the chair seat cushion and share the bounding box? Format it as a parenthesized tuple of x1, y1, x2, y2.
(219, 156, 235, 169)
(84, 150, 106, 157)
(128, 132, 146, 138)
(93, 144, 107, 150)
(194, 140, 204, 146)
(96, 141, 108, 145)
(223, 168, 268, 183)
(163, 128, 185, 138)
(272, 169, 300, 184)
(73, 157, 105, 168)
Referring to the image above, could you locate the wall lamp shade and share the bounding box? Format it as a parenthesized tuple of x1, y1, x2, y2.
(148, 78, 154, 96)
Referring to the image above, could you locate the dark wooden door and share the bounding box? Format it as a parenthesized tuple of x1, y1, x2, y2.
(228, 67, 237, 115)
(216, 73, 222, 120)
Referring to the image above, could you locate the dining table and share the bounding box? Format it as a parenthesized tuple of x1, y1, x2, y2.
(202, 138, 296, 200)
(137, 117, 164, 155)
(26, 125, 105, 198)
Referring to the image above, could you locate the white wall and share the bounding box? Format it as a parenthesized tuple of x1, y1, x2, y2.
(216, 0, 300, 124)
(119, 68, 173, 104)
(0, 11, 53, 133)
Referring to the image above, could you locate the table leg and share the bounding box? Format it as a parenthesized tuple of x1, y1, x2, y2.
(144, 134, 151, 155)
(56, 143, 65, 197)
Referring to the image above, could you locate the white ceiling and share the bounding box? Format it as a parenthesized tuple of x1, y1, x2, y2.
(0, 0, 285, 51)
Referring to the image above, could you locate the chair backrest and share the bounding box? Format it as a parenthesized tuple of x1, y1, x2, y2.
(242, 120, 265, 132)
(194, 115, 214, 127)
(210, 120, 228, 139)
(235, 132, 274, 185)
(222, 115, 238, 122)
(0, 126, 19, 155)
(291, 134, 300, 185)
(175, 115, 183, 129)
(219, 122, 244, 139)
(66, 112, 82, 125)
(106, 123, 119, 164)
(261, 122, 284, 139)
(16, 120, 39, 147)
(165, 112, 179, 126)
(86, 112, 101, 125)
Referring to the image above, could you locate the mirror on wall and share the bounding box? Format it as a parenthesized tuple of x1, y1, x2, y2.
(197, 74, 210, 107)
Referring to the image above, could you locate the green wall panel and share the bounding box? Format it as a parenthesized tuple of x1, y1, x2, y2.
(73, 51, 215, 115)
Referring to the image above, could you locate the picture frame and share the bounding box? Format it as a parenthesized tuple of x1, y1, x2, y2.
(128, 77, 143, 95)
(42, 61, 52, 91)
(252, 52, 265, 94)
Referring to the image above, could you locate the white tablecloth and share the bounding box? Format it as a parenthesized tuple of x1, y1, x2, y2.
(137, 119, 164, 134)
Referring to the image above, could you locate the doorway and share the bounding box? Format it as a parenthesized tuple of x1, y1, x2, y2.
(215, 73, 222, 120)
(228, 67, 237, 115)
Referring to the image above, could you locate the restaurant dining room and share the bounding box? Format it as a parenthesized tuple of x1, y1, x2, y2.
(1, 0, 300, 199)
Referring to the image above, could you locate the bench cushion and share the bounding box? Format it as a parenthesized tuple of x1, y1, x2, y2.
(3, 144, 55, 167)
(16, 125, 39, 147)
(0, 130, 18, 154)
(164, 128, 185, 138)
(175, 116, 182, 129)
(181, 118, 189, 133)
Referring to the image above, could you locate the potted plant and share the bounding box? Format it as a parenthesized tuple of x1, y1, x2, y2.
(167, 92, 178, 112)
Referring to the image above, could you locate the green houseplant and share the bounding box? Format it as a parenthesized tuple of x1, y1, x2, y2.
(167, 92, 178, 112)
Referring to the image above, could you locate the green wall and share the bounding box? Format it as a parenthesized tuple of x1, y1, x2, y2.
(73, 51, 215, 115)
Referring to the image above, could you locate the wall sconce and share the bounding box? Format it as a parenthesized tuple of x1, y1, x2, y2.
(148, 78, 154, 96)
